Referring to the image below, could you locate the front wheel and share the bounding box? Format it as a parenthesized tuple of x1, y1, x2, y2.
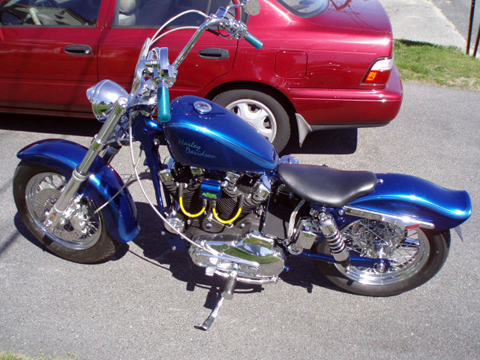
(315, 219, 451, 296)
(213, 89, 291, 153)
(13, 162, 119, 264)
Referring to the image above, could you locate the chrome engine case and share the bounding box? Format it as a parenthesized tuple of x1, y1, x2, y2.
(189, 230, 286, 282)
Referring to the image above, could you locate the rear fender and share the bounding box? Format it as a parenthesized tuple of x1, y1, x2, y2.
(17, 139, 140, 243)
(348, 173, 472, 230)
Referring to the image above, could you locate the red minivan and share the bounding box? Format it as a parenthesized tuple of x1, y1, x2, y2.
(0, 0, 402, 151)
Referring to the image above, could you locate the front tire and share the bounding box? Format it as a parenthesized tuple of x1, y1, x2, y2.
(213, 89, 291, 152)
(316, 219, 451, 296)
(13, 162, 119, 264)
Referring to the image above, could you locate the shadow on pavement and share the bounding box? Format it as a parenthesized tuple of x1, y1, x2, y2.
(282, 128, 358, 155)
(2, 114, 358, 155)
(130, 202, 340, 300)
(0, 114, 101, 137)
(12, 194, 344, 316)
(13, 212, 129, 263)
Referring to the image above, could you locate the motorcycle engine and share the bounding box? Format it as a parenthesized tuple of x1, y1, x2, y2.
(158, 158, 286, 281)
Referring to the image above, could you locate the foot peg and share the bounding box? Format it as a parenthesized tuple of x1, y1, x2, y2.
(195, 272, 237, 331)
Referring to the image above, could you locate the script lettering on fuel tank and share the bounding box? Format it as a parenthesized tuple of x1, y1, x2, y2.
(178, 138, 217, 159)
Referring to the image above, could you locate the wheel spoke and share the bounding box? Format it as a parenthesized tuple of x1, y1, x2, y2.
(25, 172, 101, 250)
(338, 219, 430, 285)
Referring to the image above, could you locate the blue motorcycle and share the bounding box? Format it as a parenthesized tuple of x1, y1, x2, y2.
(12, 0, 471, 330)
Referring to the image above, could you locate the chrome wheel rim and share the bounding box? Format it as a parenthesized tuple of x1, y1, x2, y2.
(226, 99, 277, 141)
(337, 220, 430, 285)
(25, 172, 101, 250)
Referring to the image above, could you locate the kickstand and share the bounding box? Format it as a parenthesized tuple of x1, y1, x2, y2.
(195, 271, 237, 331)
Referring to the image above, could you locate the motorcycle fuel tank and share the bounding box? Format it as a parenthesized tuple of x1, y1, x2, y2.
(163, 96, 278, 172)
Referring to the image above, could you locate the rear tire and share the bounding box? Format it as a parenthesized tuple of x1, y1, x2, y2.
(213, 89, 291, 152)
(315, 219, 450, 296)
(13, 162, 119, 264)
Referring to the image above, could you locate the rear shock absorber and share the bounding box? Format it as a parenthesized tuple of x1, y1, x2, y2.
(319, 212, 351, 268)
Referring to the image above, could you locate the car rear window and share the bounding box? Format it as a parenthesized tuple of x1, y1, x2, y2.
(276, 0, 328, 18)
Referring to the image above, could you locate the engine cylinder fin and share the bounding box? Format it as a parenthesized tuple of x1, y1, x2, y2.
(217, 195, 242, 219)
(213, 195, 244, 224)
(179, 183, 205, 217)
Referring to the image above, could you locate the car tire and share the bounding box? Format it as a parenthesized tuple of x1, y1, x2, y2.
(213, 89, 291, 153)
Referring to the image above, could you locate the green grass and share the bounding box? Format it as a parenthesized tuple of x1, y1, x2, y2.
(0, 353, 36, 360)
(394, 39, 480, 91)
(0, 354, 37, 360)
(0, 352, 77, 360)
(0, 354, 23, 360)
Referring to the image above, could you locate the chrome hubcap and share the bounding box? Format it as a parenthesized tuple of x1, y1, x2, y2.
(226, 99, 277, 141)
(338, 219, 430, 285)
(25, 172, 102, 250)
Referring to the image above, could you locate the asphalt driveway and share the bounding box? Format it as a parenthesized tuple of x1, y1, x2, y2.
(0, 82, 479, 360)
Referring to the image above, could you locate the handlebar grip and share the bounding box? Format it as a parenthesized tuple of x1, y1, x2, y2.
(158, 84, 171, 123)
(245, 32, 263, 50)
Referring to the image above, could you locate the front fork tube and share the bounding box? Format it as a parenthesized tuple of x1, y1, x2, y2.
(44, 97, 128, 229)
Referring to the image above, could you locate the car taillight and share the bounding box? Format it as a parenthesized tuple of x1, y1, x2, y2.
(362, 57, 394, 84)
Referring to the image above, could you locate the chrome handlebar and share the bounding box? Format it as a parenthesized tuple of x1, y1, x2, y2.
(130, 1, 262, 119)
(172, 7, 261, 71)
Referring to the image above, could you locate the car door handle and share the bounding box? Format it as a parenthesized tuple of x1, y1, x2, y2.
(64, 44, 92, 56)
(199, 48, 229, 60)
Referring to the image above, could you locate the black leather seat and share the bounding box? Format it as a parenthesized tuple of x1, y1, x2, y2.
(277, 163, 377, 208)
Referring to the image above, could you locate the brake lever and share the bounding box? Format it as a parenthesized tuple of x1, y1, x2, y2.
(145, 47, 177, 87)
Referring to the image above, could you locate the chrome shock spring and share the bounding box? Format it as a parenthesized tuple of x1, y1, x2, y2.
(319, 212, 351, 268)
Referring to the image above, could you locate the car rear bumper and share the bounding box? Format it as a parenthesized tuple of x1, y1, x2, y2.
(288, 65, 403, 130)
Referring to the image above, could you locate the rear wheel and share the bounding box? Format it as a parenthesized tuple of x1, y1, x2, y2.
(213, 89, 291, 152)
(316, 219, 450, 296)
(13, 162, 119, 263)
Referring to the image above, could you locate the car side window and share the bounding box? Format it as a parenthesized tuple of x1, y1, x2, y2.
(114, 0, 232, 28)
(0, 0, 101, 26)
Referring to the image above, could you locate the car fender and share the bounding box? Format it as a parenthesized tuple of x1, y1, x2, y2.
(348, 173, 472, 230)
(17, 139, 140, 243)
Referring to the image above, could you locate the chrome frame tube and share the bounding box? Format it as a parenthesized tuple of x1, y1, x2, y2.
(172, 17, 226, 70)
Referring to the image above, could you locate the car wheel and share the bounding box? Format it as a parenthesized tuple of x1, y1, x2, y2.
(213, 89, 291, 152)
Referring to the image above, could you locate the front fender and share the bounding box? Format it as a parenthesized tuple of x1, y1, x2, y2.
(17, 139, 140, 243)
(349, 173, 472, 230)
